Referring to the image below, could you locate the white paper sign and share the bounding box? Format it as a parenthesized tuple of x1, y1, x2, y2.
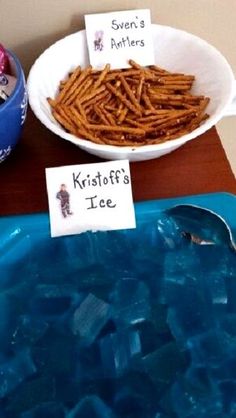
(85, 9, 155, 69)
(45, 160, 136, 237)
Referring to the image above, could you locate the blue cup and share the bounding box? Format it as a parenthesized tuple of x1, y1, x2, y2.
(0, 50, 27, 163)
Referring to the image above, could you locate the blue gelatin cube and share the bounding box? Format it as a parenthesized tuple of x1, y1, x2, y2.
(205, 270, 228, 305)
(20, 401, 65, 418)
(31, 329, 75, 375)
(185, 366, 213, 393)
(0, 406, 6, 417)
(166, 276, 214, 343)
(11, 315, 49, 348)
(0, 294, 11, 348)
(219, 313, 236, 337)
(111, 278, 150, 327)
(0, 349, 36, 399)
(167, 305, 209, 345)
(99, 329, 141, 378)
(76, 343, 102, 381)
(34, 284, 76, 298)
(30, 284, 76, 317)
(114, 387, 145, 417)
(71, 264, 113, 297)
(71, 293, 110, 345)
(63, 234, 100, 267)
(141, 342, 187, 387)
(150, 303, 169, 336)
(134, 321, 163, 357)
(171, 377, 223, 418)
(223, 250, 236, 313)
(210, 355, 236, 382)
(114, 371, 158, 418)
(128, 216, 180, 257)
(67, 395, 114, 418)
(160, 254, 203, 306)
(220, 380, 236, 415)
(156, 214, 184, 250)
(164, 247, 201, 281)
(187, 329, 234, 367)
(6, 375, 56, 416)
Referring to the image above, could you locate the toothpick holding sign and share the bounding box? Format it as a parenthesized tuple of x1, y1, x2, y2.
(45, 160, 136, 238)
(85, 9, 155, 69)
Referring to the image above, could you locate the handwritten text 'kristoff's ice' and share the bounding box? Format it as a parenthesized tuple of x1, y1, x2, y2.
(72, 168, 130, 210)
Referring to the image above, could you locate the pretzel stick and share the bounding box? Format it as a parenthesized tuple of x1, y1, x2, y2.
(47, 97, 56, 108)
(94, 105, 110, 125)
(116, 102, 124, 116)
(100, 136, 146, 146)
(79, 85, 106, 104)
(64, 106, 109, 144)
(76, 127, 105, 144)
(147, 113, 209, 144)
(101, 106, 116, 125)
(119, 75, 142, 113)
(148, 64, 171, 74)
(149, 97, 199, 106)
(54, 65, 81, 104)
(49, 60, 210, 147)
(105, 69, 142, 81)
(151, 107, 195, 119)
(148, 91, 204, 103)
(139, 110, 177, 122)
(75, 100, 88, 122)
(156, 84, 192, 91)
(183, 109, 209, 132)
(59, 79, 67, 89)
(118, 107, 129, 124)
(125, 118, 150, 131)
(141, 110, 195, 134)
(63, 65, 93, 105)
(160, 75, 195, 82)
(86, 123, 145, 135)
(76, 78, 94, 100)
(141, 87, 156, 111)
(106, 82, 142, 115)
(136, 75, 145, 103)
(52, 107, 77, 135)
(92, 63, 111, 90)
(129, 59, 145, 70)
(68, 106, 88, 129)
(83, 90, 111, 110)
(199, 97, 210, 111)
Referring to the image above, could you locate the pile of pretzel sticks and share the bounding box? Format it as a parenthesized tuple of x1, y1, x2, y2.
(48, 60, 210, 147)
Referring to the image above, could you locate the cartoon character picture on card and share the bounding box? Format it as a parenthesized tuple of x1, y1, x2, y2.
(94, 30, 104, 51)
(56, 183, 73, 219)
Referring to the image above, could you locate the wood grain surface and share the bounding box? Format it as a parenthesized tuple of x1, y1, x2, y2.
(1, 109, 235, 216)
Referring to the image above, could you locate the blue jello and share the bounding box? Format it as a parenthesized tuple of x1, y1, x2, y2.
(0, 349, 36, 399)
(20, 401, 65, 418)
(0, 202, 235, 417)
(99, 329, 141, 378)
(111, 278, 151, 327)
(71, 293, 111, 346)
(66, 395, 113, 418)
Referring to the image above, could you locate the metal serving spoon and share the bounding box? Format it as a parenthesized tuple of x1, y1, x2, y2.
(165, 204, 236, 252)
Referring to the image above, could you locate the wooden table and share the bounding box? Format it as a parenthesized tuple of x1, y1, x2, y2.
(1, 109, 235, 216)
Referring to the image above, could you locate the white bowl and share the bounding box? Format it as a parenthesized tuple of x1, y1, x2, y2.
(27, 24, 236, 162)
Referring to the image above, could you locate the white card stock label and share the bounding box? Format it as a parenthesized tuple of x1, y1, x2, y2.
(85, 9, 155, 69)
(45, 160, 136, 237)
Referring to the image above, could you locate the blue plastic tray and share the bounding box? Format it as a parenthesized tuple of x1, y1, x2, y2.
(0, 191, 235, 267)
(0, 192, 236, 417)
(1, 192, 235, 247)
